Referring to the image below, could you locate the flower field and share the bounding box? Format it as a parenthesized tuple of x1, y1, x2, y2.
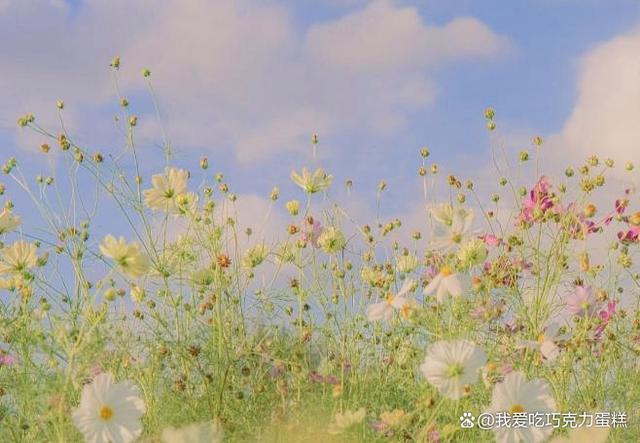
(1, 66, 639, 443)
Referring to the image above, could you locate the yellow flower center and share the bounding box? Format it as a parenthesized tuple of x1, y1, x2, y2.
(446, 363, 464, 377)
(441, 266, 453, 277)
(99, 405, 114, 421)
(509, 404, 525, 413)
(385, 293, 395, 304)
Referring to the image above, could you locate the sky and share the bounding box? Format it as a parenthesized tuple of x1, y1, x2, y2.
(1, 0, 640, 242)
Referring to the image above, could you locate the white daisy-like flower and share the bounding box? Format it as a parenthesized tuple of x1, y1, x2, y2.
(100, 235, 150, 278)
(327, 407, 366, 435)
(161, 421, 224, 443)
(143, 167, 189, 213)
(290, 167, 333, 194)
(486, 371, 557, 443)
(0, 240, 38, 274)
(549, 426, 609, 443)
(430, 205, 474, 251)
(72, 372, 145, 443)
(419, 339, 487, 400)
(517, 322, 567, 363)
(396, 252, 419, 273)
(366, 279, 415, 322)
(0, 208, 21, 235)
(423, 266, 464, 303)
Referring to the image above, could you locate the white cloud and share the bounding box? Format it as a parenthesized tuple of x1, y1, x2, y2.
(551, 28, 640, 175)
(0, 0, 509, 162)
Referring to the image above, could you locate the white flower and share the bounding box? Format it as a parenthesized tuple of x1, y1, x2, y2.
(366, 279, 414, 322)
(517, 322, 567, 363)
(241, 244, 269, 269)
(396, 253, 419, 273)
(423, 266, 464, 303)
(290, 167, 333, 194)
(72, 373, 145, 443)
(100, 235, 150, 278)
(327, 407, 366, 435)
(549, 427, 609, 443)
(419, 339, 486, 400)
(0, 240, 38, 274)
(143, 167, 189, 213)
(0, 208, 21, 235)
(161, 421, 224, 443)
(317, 227, 346, 253)
(486, 371, 557, 443)
(430, 204, 474, 251)
(456, 238, 487, 269)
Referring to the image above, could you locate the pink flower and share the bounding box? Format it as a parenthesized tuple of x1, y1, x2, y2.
(593, 301, 617, 340)
(0, 354, 15, 366)
(566, 286, 598, 317)
(519, 176, 556, 223)
(615, 199, 628, 214)
(618, 226, 640, 244)
(301, 217, 323, 247)
(482, 234, 502, 247)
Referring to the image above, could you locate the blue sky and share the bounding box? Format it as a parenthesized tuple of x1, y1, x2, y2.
(1, 0, 640, 240)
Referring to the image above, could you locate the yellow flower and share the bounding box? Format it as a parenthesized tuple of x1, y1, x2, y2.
(0, 240, 38, 274)
(290, 167, 333, 194)
(318, 227, 346, 253)
(143, 167, 189, 213)
(100, 235, 149, 278)
(286, 200, 300, 216)
(241, 244, 269, 269)
(130, 285, 146, 303)
(0, 208, 21, 235)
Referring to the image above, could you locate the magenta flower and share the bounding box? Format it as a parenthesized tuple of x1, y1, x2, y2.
(566, 285, 598, 317)
(519, 176, 556, 223)
(593, 300, 617, 340)
(618, 226, 640, 244)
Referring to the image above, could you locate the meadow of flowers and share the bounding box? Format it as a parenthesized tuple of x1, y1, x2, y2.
(1, 62, 639, 442)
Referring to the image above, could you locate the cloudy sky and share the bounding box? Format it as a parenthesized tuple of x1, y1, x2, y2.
(2, 0, 640, 239)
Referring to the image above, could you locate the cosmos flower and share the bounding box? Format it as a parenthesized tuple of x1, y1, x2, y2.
(290, 167, 333, 194)
(241, 244, 269, 269)
(485, 371, 556, 443)
(430, 205, 474, 251)
(419, 339, 487, 400)
(367, 279, 415, 322)
(566, 285, 598, 317)
(161, 421, 224, 443)
(517, 322, 567, 363)
(327, 408, 366, 435)
(143, 167, 190, 213)
(100, 235, 150, 278)
(0, 240, 38, 275)
(72, 373, 145, 443)
(519, 176, 557, 223)
(317, 226, 346, 253)
(0, 208, 21, 235)
(395, 252, 419, 274)
(301, 217, 323, 247)
(456, 238, 488, 269)
(423, 266, 464, 303)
